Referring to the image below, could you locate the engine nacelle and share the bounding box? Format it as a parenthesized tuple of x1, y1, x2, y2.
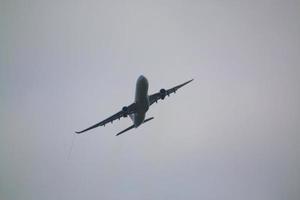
(160, 88, 167, 100)
(122, 106, 128, 117)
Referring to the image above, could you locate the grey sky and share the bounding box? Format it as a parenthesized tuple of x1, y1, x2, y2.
(1, 1, 300, 200)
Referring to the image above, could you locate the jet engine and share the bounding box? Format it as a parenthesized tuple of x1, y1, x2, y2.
(122, 106, 128, 117)
(160, 89, 167, 100)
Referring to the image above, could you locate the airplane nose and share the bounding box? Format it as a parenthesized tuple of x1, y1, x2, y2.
(137, 75, 148, 85)
(138, 75, 147, 82)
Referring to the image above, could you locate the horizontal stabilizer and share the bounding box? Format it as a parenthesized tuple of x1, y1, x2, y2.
(143, 117, 154, 123)
(116, 124, 135, 136)
(116, 117, 154, 136)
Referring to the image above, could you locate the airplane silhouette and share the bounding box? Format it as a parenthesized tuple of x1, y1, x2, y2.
(76, 75, 193, 136)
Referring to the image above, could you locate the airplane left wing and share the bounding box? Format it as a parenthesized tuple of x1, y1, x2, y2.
(149, 79, 193, 106)
(75, 102, 137, 134)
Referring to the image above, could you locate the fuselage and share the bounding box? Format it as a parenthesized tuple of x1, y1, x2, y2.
(132, 75, 149, 127)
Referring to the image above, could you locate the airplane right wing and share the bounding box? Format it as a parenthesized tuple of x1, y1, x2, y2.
(75, 102, 137, 134)
(149, 79, 193, 106)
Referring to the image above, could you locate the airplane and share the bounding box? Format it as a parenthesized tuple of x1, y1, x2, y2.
(75, 75, 193, 136)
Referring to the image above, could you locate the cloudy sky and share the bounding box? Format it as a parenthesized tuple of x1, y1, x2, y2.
(0, 1, 299, 199)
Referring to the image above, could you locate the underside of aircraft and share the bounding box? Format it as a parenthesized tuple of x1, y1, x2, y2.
(76, 76, 193, 136)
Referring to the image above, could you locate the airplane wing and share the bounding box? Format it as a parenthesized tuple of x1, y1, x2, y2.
(149, 79, 193, 106)
(75, 102, 137, 134)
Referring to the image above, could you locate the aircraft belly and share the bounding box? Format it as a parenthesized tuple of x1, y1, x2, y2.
(134, 112, 145, 127)
(134, 75, 149, 127)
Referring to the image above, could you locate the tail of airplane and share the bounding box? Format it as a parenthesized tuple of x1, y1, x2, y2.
(116, 117, 154, 136)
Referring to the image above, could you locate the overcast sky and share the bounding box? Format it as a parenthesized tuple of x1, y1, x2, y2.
(0, 1, 299, 200)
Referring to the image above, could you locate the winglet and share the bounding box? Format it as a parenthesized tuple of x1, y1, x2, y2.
(178, 79, 194, 89)
(186, 78, 194, 84)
